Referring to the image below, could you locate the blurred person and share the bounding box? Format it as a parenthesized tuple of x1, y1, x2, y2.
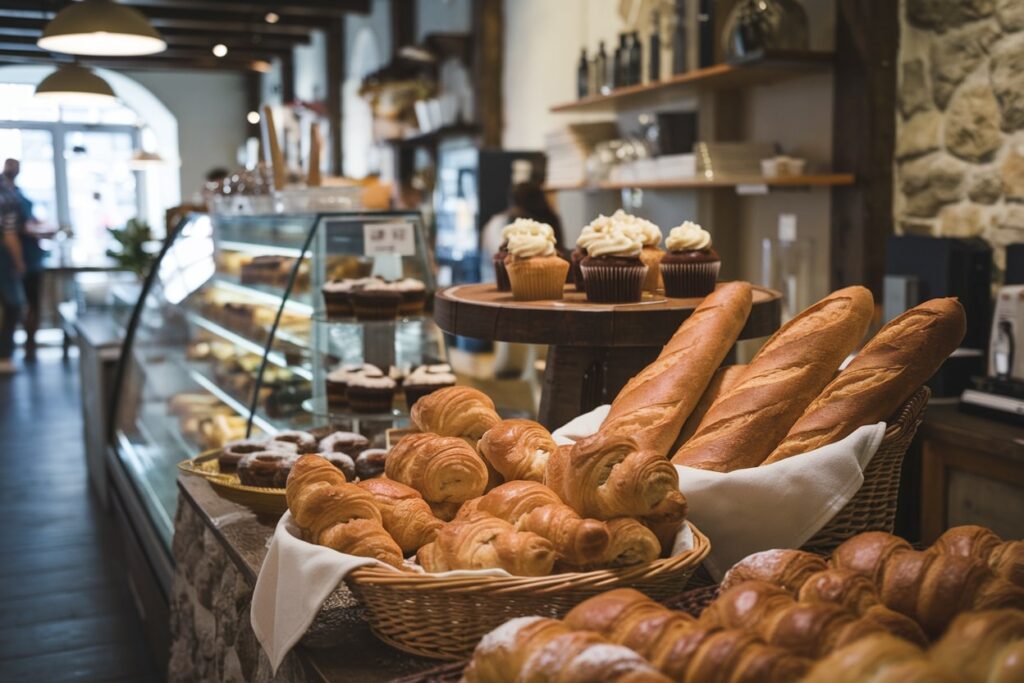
(1, 159, 48, 362)
(0, 179, 25, 374)
(481, 180, 565, 282)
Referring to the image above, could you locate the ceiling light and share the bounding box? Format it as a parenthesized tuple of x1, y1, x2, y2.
(34, 64, 117, 103)
(212, 43, 228, 58)
(37, 0, 166, 57)
(265, 12, 280, 24)
(246, 110, 261, 125)
(128, 150, 165, 169)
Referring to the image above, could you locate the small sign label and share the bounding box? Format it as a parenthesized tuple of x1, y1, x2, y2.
(364, 222, 415, 256)
(736, 184, 769, 195)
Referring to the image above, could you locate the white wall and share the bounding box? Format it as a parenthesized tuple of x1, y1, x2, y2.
(122, 69, 249, 199)
(295, 29, 328, 102)
(416, 0, 472, 41)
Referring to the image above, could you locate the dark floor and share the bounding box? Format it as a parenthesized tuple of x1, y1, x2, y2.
(0, 349, 160, 682)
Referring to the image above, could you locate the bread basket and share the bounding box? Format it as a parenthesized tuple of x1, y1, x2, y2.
(345, 522, 711, 660)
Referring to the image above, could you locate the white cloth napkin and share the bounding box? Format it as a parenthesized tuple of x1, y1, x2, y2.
(552, 406, 886, 580)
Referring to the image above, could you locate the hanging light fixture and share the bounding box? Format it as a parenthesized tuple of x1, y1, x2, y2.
(35, 64, 117, 103)
(128, 149, 165, 169)
(37, 0, 166, 57)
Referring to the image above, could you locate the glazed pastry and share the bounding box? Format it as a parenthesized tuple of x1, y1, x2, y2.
(518, 630, 670, 683)
(384, 432, 489, 503)
(285, 455, 403, 568)
(271, 430, 318, 453)
(599, 518, 662, 568)
(237, 452, 298, 488)
(802, 634, 951, 683)
(673, 286, 875, 471)
(602, 282, 752, 457)
(409, 386, 501, 441)
(219, 438, 295, 472)
(463, 617, 570, 683)
(544, 434, 685, 520)
(416, 512, 556, 576)
(930, 525, 1024, 588)
(764, 298, 966, 464)
(357, 478, 443, 554)
(458, 481, 610, 566)
(830, 532, 913, 584)
(354, 448, 388, 480)
(428, 500, 462, 522)
(477, 419, 557, 482)
(319, 430, 371, 456)
(930, 609, 1024, 683)
(720, 549, 829, 592)
(564, 588, 696, 660)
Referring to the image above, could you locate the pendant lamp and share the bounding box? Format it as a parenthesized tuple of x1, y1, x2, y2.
(37, 0, 166, 57)
(35, 64, 117, 103)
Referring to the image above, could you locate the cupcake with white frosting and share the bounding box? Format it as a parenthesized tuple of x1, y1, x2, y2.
(660, 221, 720, 297)
(579, 227, 647, 303)
(495, 219, 556, 292)
(345, 365, 397, 413)
(403, 363, 456, 407)
(504, 223, 568, 301)
(572, 214, 616, 293)
(612, 210, 664, 292)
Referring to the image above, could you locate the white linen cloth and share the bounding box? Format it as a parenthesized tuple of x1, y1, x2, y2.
(552, 406, 887, 579)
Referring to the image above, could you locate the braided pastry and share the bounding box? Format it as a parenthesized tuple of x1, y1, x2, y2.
(478, 418, 557, 482)
(285, 455, 403, 568)
(416, 511, 555, 576)
(802, 634, 953, 683)
(356, 478, 443, 553)
(384, 432, 488, 503)
(545, 434, 684, 520)
(720, 548, 828, 592)
(409, 386, 500, 441)
(931, 525, 1024, 589)
(930, 609, 1024, 683)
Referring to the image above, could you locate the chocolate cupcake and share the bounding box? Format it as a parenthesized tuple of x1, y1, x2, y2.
(321, 279, 356, 319)
(579, 228, 647, 304)
(355, 448, 389, 480)
(493, 247, 511, 291)
(660, 222, 720, 297)
(351, 281, 402, 321)
(325, 363, 375, 412)
(403, 363, 456, 407)
(573, 214, 618, 293)
(393, 278, 427, 316)
(345, 366, 397, 413)
(614, 211, 664, 292)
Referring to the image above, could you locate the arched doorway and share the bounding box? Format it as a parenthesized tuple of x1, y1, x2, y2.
(343, 26, 383, 179)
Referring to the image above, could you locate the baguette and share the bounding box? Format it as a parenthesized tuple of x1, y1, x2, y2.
(675, 364, 747, 447)
(600, 282, 753, 456)
(763, 298, 965, 464)
(672, 286, 874, 471)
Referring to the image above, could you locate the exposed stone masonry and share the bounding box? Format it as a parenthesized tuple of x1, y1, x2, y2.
(896, 0, 1024, 268)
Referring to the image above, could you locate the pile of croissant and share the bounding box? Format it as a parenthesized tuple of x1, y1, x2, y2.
(285, 385, 688, 574)
(464, 525, 1024, 682)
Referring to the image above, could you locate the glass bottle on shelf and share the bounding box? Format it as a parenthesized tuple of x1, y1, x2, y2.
(672, 0, 689, 74)
(577, 47, 589, 98)
(614, 33, 628, 88)
(629, 31, 643, 86)
(596, 41, 611, 95)
(649, 11, 661, 83)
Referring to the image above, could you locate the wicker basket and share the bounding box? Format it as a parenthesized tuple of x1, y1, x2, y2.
(346, 522, 711, 661)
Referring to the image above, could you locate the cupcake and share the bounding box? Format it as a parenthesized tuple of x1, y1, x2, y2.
(392, 278, 427, 316)
(496, 219, 556, 292)
(504, 229, 569, 301)
(614, 211, 664, 292)
(403, 363, 456, 407)
(572, 214, 615, 293)
(660, 221, 720, 297)
(345, 366, 397, 412)
(321, 279, 355, 318)
(579, 228, 647, 303)
(351, 281, 402, 320)
(325, 363, 372, 411)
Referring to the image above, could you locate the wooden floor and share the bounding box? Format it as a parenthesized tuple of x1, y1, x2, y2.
(0, 350, 160, 681)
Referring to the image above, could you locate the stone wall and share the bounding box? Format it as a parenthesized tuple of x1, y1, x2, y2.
(895, 0, 1024, 268)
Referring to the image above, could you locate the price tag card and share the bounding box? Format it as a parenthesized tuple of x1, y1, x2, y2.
(363, 222, 415, 256)
(736, 184, 770, 196)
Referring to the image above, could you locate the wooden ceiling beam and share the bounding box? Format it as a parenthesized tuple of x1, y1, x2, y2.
(0, 38, 288, 62)
(0, 48, 270, 72)
(0, 9, 313, 36)
(119, 0, 371, 16)
(0, 2, 363, 26)
(0, 15, 313, 42)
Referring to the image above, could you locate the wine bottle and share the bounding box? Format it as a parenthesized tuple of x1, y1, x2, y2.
(596, 40, 610, 95)
(649, 11, 661, 82)
(577, 48, 589, 98)
(629, 31, 642, 85)
(672, 0, 689, 74)
(614, 33, 627, 88)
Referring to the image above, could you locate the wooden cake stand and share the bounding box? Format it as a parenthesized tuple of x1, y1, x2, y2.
(434, 283, 782, 429)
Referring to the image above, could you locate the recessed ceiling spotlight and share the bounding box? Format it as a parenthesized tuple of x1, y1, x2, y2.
(212, 43, 228, 57)
(265, 11, 280, 24)
(246, 110, 261, 125)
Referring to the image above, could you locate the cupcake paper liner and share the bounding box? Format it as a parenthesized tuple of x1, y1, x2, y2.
(661, 261, 721, 298)
(507, 259, 569, 301)
(580, 263, 648, 303)
(494, 258, 511, 292)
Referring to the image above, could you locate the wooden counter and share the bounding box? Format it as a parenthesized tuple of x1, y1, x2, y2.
(170, 474, 438, 682)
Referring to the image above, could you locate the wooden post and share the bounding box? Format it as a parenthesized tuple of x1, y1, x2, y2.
(473, 0, 503, 147)
(831, 0, 898, 298)
(326, 18, 344, 176)
(261, 104, 286, 190)
(308, 122, 322, 186)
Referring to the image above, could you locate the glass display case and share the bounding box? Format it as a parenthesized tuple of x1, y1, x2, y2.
(109, 210, 443, 553)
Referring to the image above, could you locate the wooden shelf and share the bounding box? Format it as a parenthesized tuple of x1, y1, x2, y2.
(544, 174, 855, 192)
(550, 50, 834, 114)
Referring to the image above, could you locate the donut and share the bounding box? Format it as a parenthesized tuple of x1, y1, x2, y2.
(325, 453, 356, 481)
(219, 438, 295, 472)
(271, 430, 318, 453)
(319, 431, 370, 456)
(237, 452, 298, 488)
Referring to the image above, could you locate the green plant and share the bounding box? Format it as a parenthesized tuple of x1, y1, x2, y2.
(106, 218, 158, 277)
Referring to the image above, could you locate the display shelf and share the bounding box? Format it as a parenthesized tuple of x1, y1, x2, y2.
(550, 50, 834, 114)
(545, 174, 855, 192)
(211, 277, 314, 316)
(301, 397, 408, 422)
(184, 364, 279, 435)
(186, 311, 313, 381)
(217, 239, 305, 258)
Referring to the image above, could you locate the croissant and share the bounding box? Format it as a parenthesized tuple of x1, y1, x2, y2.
(519, 630, 672, 683)
(416, 511, 556, 576)
(802, 634, 954, 683)
(931, 525, 1024, 588)
(545, 434, 684, 520)
(384, 432, 488, 503)
(478, 419, 557, 482)
(428, 500, 462, 522)
(285, 455, 403, 568)
(356, 478, 443, 553)
(564, 589, 809, 683)
(930, 609, 1024, 683)
(458, 481, 611, 565)
(409, 386, 500, 441)
(701, 580, 885, 659)
(600, 519, 662, 568)
(720, 548, 828, 592)
(833, 536, 1024, 638)
(640, 514, 685, 558)
(463, 616, 570, 683)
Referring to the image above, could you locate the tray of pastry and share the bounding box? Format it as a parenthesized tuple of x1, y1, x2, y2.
(179, 450, 289, 516)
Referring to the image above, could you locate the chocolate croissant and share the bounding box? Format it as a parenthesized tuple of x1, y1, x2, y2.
(477, 418, 557, 482)
(385, 432, 488, 504)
